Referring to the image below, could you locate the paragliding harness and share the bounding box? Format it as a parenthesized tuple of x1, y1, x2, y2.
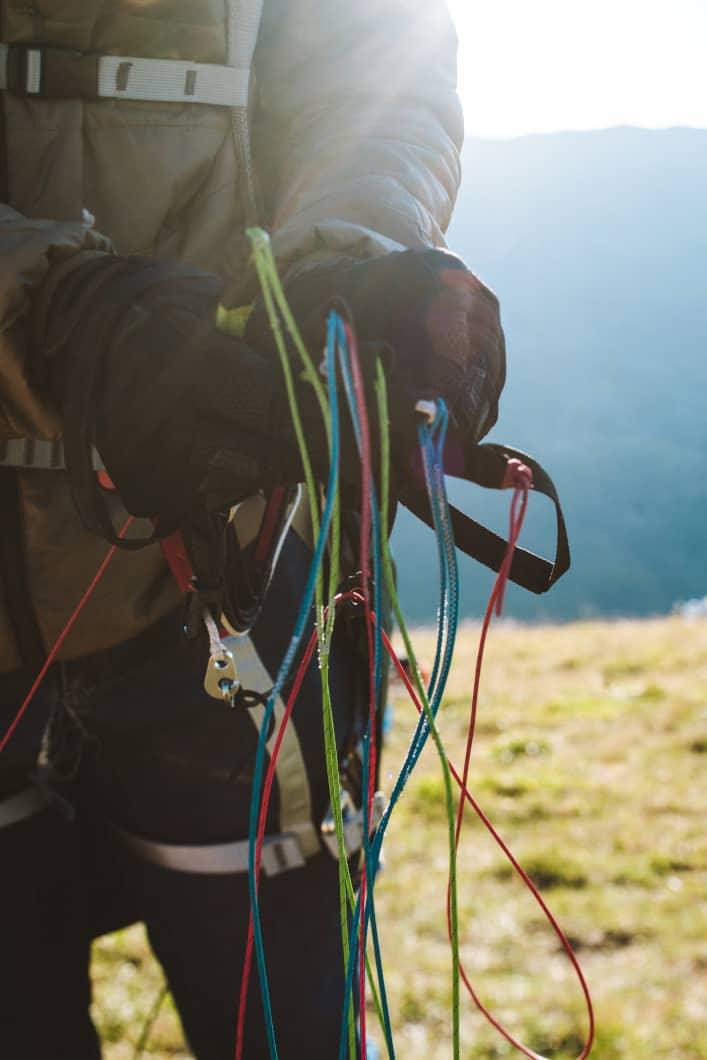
(0, 21, 592, 1055)
(0, 322, 569, 825)
(0, 435, 567, 651)
(0, 231, 594, 1060)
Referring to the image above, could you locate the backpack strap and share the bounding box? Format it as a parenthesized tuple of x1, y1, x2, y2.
(0, 42, 250, 108)
(401, 442, 570, 594)
(0, 83, 49, 672)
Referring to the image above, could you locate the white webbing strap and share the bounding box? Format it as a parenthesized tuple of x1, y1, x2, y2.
(97, 54, 250, 107)
(226, 0, 264, 70)
(0, 785, 51, 829)
(0, 41, 250, 107)
(116, 825, 306, 877)
(231, 634, 321, 859)
(0, 438, 104, 472)
(113, 628, 320, 877)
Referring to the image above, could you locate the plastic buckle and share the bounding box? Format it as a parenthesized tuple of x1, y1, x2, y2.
(6, 44, 43, 95)
(260, 834, 306, 877)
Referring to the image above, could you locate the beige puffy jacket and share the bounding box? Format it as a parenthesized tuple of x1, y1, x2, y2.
(0, 0, 463, 672)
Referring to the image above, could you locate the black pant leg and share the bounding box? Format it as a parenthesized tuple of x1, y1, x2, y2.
(0, 809, 101, 1060)
(117, 849, 350, 1060)
(72, 530, 365, 1059)
(0, 672, 100, 1060)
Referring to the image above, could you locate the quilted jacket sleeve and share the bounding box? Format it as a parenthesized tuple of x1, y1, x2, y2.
(253, 0, 464, 276)
(0, 204, 112, 439)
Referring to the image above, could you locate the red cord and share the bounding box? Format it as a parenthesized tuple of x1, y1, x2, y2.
(233, 451, 593, 1059)
(235, 592, 359, 1060)
(0, 516, 135, 756)
(234, 485, 595, 1060)
(158, 530, 194, 595)
(456, 462, 531, 850)
(413, 456, 593, 1060)
(344, 318, 377, 1060)
(237, 318, 380, 1058)
(1, 449, 590, 1058)
(234, 623, 320, 1059)
(382, 626, 594, 1059)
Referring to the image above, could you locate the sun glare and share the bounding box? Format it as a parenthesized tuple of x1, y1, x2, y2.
(446, 0, 707, 137)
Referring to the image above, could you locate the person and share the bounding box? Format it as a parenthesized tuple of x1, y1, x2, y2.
(0, 2, 506, 1057)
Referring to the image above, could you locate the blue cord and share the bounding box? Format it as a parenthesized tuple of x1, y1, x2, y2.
(247, 306, 459, 1060)
(247, 318, 342, 1060)
(377, 403, 457, 801)
(408, 407, 459, 762)
(338, 397, 461, 1058)
(333, 315, 395, 1058)
(423, 406, 451, 705)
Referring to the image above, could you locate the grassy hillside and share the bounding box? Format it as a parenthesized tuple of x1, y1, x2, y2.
(91, 616, 707, 1058)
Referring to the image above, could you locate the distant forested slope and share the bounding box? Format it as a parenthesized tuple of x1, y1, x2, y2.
(392, 127, 707, 621)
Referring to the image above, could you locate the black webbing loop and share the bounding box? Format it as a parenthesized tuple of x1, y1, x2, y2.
(401, 441, 570, 595)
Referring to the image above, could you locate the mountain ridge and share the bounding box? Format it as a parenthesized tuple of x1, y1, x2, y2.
(392, 125, 707, 622)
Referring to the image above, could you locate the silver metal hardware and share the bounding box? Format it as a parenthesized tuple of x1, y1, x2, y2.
(320, 788, 387, 860)
(203, 650, 241, 706)
(414, 399, 438, 425)
(115, 825, 307, 877)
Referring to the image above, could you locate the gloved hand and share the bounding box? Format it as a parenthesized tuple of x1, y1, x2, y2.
(248, 248, 506, 452)
(33, 247, 505, 533)
(32, 254, 339, 529)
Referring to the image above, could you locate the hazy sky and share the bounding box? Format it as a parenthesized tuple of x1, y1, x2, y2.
(447, 0, 706, 138)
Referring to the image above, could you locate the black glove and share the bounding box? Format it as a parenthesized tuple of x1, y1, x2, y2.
(34, 248, 504, 536)
(33, 254, 338, 532)
(247, 248, 506, 453)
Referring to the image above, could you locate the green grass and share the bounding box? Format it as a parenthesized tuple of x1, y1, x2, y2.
(91, 615, 707, 1057)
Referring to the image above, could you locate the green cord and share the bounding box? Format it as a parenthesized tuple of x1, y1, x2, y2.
(374, 363, 461, 1059)
(132, 982, 169, 1060)
(246, 237, 322, 538)
(246, 231, 386, 1057)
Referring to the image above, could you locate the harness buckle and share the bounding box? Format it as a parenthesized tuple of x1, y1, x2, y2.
(4, 42, 100, 100)
(320, 788, 387, 860)
(5, 43, 44, 95)
(260, 834, 307, 876)
(320, 746, 387, 860)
